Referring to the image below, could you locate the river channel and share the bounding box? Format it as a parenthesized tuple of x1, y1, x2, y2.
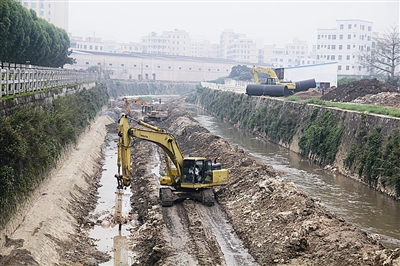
(189, 107, 400, 250)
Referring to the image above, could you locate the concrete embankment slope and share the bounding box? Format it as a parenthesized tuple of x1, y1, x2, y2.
(194, 88, 400, 199)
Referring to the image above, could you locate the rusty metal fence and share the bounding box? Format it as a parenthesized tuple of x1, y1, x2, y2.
(0, 64, 99, 98)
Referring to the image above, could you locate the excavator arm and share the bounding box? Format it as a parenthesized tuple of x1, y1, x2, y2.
(252, 65, 279, 84)
(116, 114, 185, 187)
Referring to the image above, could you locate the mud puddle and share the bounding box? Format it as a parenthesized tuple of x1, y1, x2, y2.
(89, 134, 136, 265)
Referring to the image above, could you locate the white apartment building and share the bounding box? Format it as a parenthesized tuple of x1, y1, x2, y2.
(18, 0, 69, 31)
(70, 37, 105, 53)
(226, 38, 258, 63)
(191, 37, 211, 58)
(219, 29, 258, 63)
(316, 19, 373, 77)
(260, 38, 316, 68)
(285, 38, 308, 58)
(141, 29, 191, 56)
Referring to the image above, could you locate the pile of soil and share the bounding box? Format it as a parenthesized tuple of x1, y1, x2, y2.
(321, 79, 399, 103)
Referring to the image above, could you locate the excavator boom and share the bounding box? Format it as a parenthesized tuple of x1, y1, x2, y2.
(115, 113, 229, 207)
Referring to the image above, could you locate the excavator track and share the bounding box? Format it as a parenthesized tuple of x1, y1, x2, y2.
(160, 187, 174, 207)
(201, 188, 215, 206)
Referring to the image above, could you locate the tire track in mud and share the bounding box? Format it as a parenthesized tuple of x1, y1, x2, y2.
(130, 137, 257, 265)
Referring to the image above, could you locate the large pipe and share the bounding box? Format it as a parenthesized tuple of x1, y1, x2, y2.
(294, 79, 316, 93)
(246, 84, 292, 97)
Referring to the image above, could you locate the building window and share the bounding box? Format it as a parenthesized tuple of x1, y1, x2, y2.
(347, 45, 350, 49)
(86, 62, 89, 65)
(348, 24, 351, 29)
(157, 66, 160, 68)
(339, 45, 343, 50)
(348, 34, 351, 39)
(332, 35, 336, 40)
(338, 55, 342, 60)
(339, 34, 343, 40)
(109, 63, 112, 66)
(331, 55, 335, 60)
(346, 66, 349, 70)
(340, 24, 344, 29)
(346, 55, 350, 60)
(338, 65, 342, 70)
(332, 45, 336, 50)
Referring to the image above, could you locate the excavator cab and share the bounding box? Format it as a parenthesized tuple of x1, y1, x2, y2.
(181, 159, 216, 184)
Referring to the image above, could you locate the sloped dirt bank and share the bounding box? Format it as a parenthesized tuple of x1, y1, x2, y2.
(0, 114, 113, 266)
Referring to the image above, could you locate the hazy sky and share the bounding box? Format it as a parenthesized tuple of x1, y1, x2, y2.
(68, 0, 399, 47)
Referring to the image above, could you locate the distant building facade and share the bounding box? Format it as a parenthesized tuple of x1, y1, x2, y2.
(141, 29, 191, 56)
(219, 29, 258, 63)
(260, 38, 316, 68)
(18, 0, 69, 31)
(316, 19, 373, 77)
(66, 50, 239, 82)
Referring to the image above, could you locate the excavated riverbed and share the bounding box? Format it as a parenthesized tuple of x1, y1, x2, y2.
(1, 97, 399, 265)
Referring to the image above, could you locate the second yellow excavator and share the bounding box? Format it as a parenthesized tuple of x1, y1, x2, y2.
(123, 96, 168, 122)
(252, 65, 297, 89)
(114, 114, 229, 208)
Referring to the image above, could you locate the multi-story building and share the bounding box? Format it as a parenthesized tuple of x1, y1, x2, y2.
(284, 38, 309, 58)
(141, 29, 191, 56)
(219, 29, 258, 63)
(316, 19, 373, 77)
(260, 39, 316, 68)
(70, 36, 105, 53)
(18, 0, 69, 31)
(191, 37, 211, 58)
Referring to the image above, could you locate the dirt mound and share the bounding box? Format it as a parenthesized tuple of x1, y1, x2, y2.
(321, 79, 399, 102)
(353, 92, 400, 108)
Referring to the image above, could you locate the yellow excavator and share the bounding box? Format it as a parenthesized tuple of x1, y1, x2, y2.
(114, 113, 229, 210)
(252, 65, 296, 89)
(123, 97, 154, 117)
(123, 97, 166, 122)
(247, 65, 316, 97)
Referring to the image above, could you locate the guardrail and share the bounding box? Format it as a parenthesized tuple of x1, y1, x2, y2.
(1, 64, 99, 98)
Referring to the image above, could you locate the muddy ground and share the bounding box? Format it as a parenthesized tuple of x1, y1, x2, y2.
(297, 78, 400, 108)
(1, 95, 400, 265)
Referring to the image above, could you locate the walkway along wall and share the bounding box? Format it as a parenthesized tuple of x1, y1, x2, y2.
(192, 87, 400, 199)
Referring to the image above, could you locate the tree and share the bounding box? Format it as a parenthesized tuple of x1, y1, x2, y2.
(228, 65, 252, 80)
(361, 26, 400, 86)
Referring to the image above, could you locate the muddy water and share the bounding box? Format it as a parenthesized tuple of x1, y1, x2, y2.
(191, 109, 400, 250)
(89, 135, 136, 266)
